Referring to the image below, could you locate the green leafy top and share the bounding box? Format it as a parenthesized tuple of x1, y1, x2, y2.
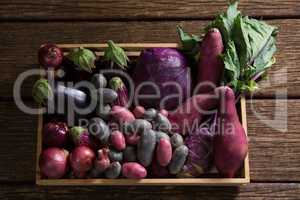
(32, 78, 53, 105)
(104, 40, 129, 70)
(208, 0, 278, 93)
(67, 47, 96, 73)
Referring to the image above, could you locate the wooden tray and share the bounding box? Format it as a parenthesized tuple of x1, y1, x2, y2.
(36, 43, 250, 186)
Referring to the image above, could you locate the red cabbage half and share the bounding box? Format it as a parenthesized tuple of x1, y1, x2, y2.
(180, 128, 214, 177)
(132, 48, 191, 110)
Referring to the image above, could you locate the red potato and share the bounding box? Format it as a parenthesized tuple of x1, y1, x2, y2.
(156, 138, 172, 166)
(111, 106, 135, 124)
(110, 131, 126, 151)
(214, 86, 248, 178)
(197, 28, 224, 94)
(122, 162, 147, 179)
(168, 91, 220, 135)
(133, 106, 145, 118)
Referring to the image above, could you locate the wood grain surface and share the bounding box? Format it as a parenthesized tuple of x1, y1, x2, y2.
(1, 19, 299, 98)
(0, 183, 299, 200)
(1, 100, 299, 182)
(0, 0, 300, 20)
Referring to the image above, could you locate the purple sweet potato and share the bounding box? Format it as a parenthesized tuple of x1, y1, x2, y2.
(214, 86, 248, 178)
(197, 28, 224, 94)
(156, 138, 172, 167)
(122, 162, 147, 179)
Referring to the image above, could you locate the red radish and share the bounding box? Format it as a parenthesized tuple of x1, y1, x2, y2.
(39, 147, 68, 179)
(122, 162, 147, 179)
(133, 106, 145, 118)
(214, 86, 248, 178)
(168, 91, 220, 135)
(111, 106, 135, 124)
(69, 146, 95, 176)
(159, 109, 169, 117)
(43, 122, 69, 148)
(94, 148, 110, 173)
(110, 131, 126, 151)
(197, 28, 224, 93)
(38, 43, 63, 69)
(156, 138, 172, 166)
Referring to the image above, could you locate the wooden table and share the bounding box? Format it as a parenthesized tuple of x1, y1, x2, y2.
(0, 0, 299, 199)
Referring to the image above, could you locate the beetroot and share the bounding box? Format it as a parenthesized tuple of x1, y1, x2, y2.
(38, 43, 63, 69)
(197, 28, 224, 93)
(39, 147, 68, 179)
(168, 92, 219, 135)
(69, 146, 95, 177)
(214, 86, 248, 178)
(43, 122, 69, 148)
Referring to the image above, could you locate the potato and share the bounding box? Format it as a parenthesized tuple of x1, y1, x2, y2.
(170, 133, 184, 148)
(156, 138, 172, 166)
(122, 162, 147, 179)
(123, 146, 137, 162)
(133, 106, 145, 119)
(168, 145, 188, 174)
(105, 162, 121, 179)
(108, 149, 123, 162)
(110, 130, 126, 151)
(137, 129, 156, 167)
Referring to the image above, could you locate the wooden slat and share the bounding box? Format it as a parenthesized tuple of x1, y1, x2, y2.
(1, 99, 300, 182)
(0, 19, 299, 98)
(0, 0, 300, 20)
(0, 183, 299, 199)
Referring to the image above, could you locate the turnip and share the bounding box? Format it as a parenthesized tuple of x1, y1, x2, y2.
(197, 28, 224, 93)
(214, 86, 248, 178)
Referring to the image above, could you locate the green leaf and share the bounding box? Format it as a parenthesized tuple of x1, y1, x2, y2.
(177, 25, 201, 53)
(206, 0, 240, 44)
(104, 40, 129, 69)
(222, 40, 240, 89)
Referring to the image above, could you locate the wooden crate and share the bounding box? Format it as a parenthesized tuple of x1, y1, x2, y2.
(36, 43, 250, 186)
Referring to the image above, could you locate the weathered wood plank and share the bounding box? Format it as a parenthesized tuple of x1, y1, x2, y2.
(0, 0, 299, 20)
(0, 19, 299, 98)
(0, 99, 299, 182)
(0, 183, 299, 199)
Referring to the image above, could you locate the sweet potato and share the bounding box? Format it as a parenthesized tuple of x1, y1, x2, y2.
(214, 86, 248, 178)
(197, 28, 224, 93)
(111, 105, 135, 124)
(110, 130, 126, 151)
(156, 138, 172, 166)
(168, 91, 219, 135)
(122, 162, 147, 179)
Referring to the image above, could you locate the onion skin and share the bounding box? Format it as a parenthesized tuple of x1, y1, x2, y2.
(38, 43, 63, 69)
(43, 122, 69, 148)
(39, 148, 69, 179)
(69, 146, 95, 176)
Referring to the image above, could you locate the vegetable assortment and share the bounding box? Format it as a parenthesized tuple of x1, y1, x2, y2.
(35, 1, 277, 180)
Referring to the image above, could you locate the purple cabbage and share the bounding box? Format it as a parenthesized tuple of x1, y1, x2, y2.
(181, 128, 214, 177)
(132, 48, 191, 110)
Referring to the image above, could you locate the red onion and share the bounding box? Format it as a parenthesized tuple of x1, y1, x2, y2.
(43, 122, 69, 148)
(69, 146, 95, 176)
(39, 147, 69, 179)
(38, 43, 63, 69)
